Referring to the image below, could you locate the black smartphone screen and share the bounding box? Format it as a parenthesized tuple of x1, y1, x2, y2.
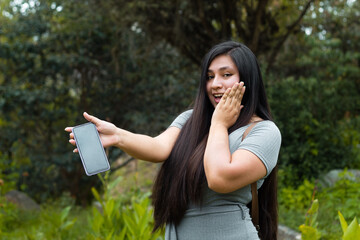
(72, 122, 110, 176)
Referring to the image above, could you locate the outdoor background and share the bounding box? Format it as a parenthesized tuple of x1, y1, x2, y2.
(0, 0, 359, 239)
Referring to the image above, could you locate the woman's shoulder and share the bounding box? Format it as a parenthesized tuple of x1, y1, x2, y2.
(254, 120, 281, 136)
(169, 109, 193, 129)
(180, 109, 193, 117)
(230, 120, 281, 141)
(175, 109, 193, 122)
(246, 120, 281, 142)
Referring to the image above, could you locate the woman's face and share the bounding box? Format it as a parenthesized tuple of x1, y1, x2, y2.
(206, 54, 240, 108)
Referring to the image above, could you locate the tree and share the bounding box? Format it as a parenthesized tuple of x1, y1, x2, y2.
(130, 0, 314, 71)
(1, 0, 358, 202)
(0, 0, 197, 204)
(268, 0, 360, 184)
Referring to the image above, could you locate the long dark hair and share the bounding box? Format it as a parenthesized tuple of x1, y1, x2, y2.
(152, 41, 278, 240)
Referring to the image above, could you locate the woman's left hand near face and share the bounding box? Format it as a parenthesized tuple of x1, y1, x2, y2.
(211, 82, 245, 129)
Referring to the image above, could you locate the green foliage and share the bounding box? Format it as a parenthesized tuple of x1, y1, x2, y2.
(40, 206, 77, 237)
(278, 171, 317, 228)
(338, 211, 360, 240)
(0, 0, 100, 203)
(316, 170, 360, 239)
(321, 170, 360, 218)
(122, 194, 160, 239)
(279, 178, 315, 211)
(269, 75, 356, 185)
(87, 175, 124, 238)
(299, 200, 360, 240)
(299, 199, 321, 240)
(268, 0, 360, 186)
(0, 0, 197, 203)
(0, 197, 19, 235)
(280, 169, 360, 239)
(133, 0, 315, 65)
(0, 172, 164, 239)
(0, 0, 359, 207)
(86, 173, 163, 239)
(0, 196, 79, 240)
(0, 154, 19, 194)
(339, 118, 360, 169)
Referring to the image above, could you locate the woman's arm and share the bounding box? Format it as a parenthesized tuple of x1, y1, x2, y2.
(114, 127, 180, 162)
(65, 112, 180, 163)
(204, 83, 266, 193)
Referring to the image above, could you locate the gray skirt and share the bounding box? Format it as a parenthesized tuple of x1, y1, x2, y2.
(165, 204, 259, 240)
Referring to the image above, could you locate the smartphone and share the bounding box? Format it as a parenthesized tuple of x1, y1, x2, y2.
(72, 122, 110, 176)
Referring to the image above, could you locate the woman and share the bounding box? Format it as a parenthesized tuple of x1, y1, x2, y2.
(66, 41, 281, 240)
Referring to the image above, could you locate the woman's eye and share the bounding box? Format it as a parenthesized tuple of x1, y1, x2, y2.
(207, 75, 214, 80)
(224, 73, 232, 77)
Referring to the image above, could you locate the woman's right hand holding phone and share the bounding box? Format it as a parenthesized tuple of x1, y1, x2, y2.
(65, 112, 120, 152)
(65, 112, 181, 162)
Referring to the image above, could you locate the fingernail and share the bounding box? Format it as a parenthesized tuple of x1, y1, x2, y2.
(73, 149, 76, 153)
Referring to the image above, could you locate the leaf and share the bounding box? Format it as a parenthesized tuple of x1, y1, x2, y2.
(60, 206, 71, 223)
(92, 187, 105, 211)
(343, 217, 360, 240)
(108, 176, 123, 191)
(104, 199, 115, 219)
(105, 229, 114, 240)
(299, 224, 321, 240)
(60, 219, 76, 231)
(338, 211, 348, 233)
(91, 187, 101, 202)
(122, 212, 136, 236)
(118, 227, 127, 240)
(308, 199, 319, 215)
(89, 208, 104, 233)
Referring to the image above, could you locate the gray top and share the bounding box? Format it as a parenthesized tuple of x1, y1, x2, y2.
(166, 109, 281, 239)
(169, 109, 281, 206)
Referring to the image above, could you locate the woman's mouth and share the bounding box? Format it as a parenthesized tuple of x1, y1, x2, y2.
(213, 94, 223, 103)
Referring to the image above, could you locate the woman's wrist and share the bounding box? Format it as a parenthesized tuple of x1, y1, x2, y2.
(210, 121, 228, 131)
(115, 127, 126, 149)
(209, 122, 229, 140)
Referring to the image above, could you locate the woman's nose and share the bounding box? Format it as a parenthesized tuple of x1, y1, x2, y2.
(212, 76, 222, 88)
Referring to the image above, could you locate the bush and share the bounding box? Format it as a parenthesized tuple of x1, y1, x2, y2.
(268, 76, 357, 186)
(278, 176, 316, 230)
(0, 191, 83, 240)
(87, 174, 163, 239)
(0, 173, 164, 239)
(299, 199, 321, 240)
(279, 169, 360, 240)
(317, 170, 360, 239)
(299, 202, 360, 240)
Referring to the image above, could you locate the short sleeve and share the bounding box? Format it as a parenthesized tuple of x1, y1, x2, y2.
(238, 121, 281, 178)
(169, 109, 193, 129)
